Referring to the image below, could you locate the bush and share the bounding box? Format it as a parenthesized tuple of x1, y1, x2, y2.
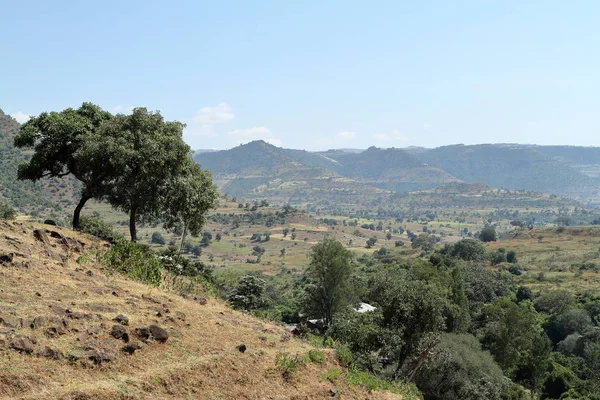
(335, 345, 353, 367)
(0, 199, 16, 219)
(103, 241, 162, 287)
(78, 215, 124, 243)
(275, 352, 302, 381)
(479, 226, 497, 242)
(306, 349, 326, 364)
(151, 231, 166, 245)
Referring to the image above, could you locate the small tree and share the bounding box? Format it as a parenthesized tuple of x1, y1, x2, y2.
(479, 226, 497, 242)
(366, 237, 377, 248)
(302, 238, 354, 326)
(229, 275, 266, 311)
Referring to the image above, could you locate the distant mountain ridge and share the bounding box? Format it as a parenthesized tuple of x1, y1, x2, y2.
(195, 140, 600, 206)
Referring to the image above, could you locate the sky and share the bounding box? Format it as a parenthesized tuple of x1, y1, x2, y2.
(1, 1, 599, 151)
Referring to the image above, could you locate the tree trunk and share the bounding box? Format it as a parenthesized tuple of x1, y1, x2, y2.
(72, 194, 92, 230)
(178, 223, 188, 265)
(129, 207, 137, 242)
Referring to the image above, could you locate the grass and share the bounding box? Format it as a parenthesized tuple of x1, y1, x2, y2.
(0, 219, 410, 400)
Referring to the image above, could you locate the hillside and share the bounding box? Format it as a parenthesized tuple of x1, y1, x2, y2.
(324, 147, 459, 192)
(0, 220, 412, 400)
(195, 141, 388, 206)
(414, 144, 600, 203)
(0, 108, 78, 220)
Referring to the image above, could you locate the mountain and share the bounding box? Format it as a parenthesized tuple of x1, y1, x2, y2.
(195, 141, 387, 206)
(414, 144, 600, 204)
(323, 146, 459, 192)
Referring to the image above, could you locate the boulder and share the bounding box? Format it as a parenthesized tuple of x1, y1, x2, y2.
(122, 343, 141, 355)
(148, 325, 169, 343)
(37, 346, 63, 359)
(112, 314, 129, 326)
(110, 325, 129, 342)
(10, 335, 34, 354)
(236, 344, 247, 353)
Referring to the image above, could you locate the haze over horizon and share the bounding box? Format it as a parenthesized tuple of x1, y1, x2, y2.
(2, 1, 599, 151)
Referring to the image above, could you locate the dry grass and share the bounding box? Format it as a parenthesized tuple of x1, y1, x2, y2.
(0, 220, 409, 400)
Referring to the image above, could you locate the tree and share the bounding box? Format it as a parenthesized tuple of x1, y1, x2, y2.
(412, 233, 437, 252)
(302, 238, 354, 326)
(448, 238, 486, 261)
(229, 275, 266, 311)
(78, 108, 193, 241)
(13, 102, 113, 228)
(479, 226, 497, 242)
(366, 237, 377, 248)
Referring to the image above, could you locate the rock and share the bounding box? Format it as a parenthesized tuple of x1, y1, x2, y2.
(10, 335, 34, 354)
(0, 252, 13, 263)
(236, 344, 247, 353)
(48, 230, 64, 239)
(33, 229, 51, 246)
(85, 270, 93, 277)
(329, 388, 339, 398)
(195, 297, 208, 305)
(44, 220, 57, 226)
(37, 346, 63, 359)
(86, 349, 115, 364)
(135, 327, 151, 342)
(175, 311, 186, 321)
(35, 292, 42, 297)
(45, 325, 67, 338)
(31, 316, 47, 329)
(0, 315, 18, 328)
(110, 325, 129, 342)
(86, 326, 102, 335)
(122, 343, 140, 355)
(113, 314, 129, 326)
(149, 325, 169, 343)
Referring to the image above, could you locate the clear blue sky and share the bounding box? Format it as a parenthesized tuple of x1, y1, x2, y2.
(1, 1, 598, 150)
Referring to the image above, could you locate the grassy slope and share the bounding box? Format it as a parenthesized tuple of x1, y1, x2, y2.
(0, 220, 412, 400)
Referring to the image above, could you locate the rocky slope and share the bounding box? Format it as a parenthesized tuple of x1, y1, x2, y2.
(0, 221, 410, 400)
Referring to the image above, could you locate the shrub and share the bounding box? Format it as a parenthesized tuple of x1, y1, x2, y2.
(151, 231, 166, 245)
(78, 215, 124, 243)
(0, 199, 16, 219)
(306, 349, 325, 364)
(103, 241, 162, 287)
(335, 345, 353, 367)
(275, 352, 302, 381)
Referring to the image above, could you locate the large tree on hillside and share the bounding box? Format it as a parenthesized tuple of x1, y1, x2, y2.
(13, 103, 113, 228)
(77, 108, 193, 241)
(302, 238, 355, 326)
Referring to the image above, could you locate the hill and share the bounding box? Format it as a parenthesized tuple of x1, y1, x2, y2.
(414, 144, 600, 204)
(0, 220, 413, 400)
(0, 109, 71, 218)
(195, 141, 388, 206)
(323, 147, 459, 192)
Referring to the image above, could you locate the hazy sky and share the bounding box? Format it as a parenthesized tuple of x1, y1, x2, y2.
(1, 1, 599, 150)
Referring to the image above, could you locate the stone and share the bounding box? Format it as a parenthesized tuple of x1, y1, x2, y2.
(33, 229, 51, 246)
(175, 311, 186, 321)
(148, 325, 169, 343)
(122, 343, 140, 355)
(44, 220, 57, 226)
(48, 230, 64, 239)
(110, 325, 129, 342)
(0, 315, 18, 328)
(86, 349, 115, 364)
(112, 314, 129, 326)
(135, 327, 151, 342)
(45, 325, 67, 338)
(10, 335, 34, 354)
(195, 297, 208, 305)
(37, 346, 63, 359)
(31, 316, 47, 329)
(0, 252, 13, 263)
(236, 344, 247, 353)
